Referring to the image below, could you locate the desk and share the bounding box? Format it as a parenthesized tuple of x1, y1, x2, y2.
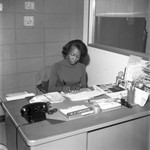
(2, 96, 150, 150)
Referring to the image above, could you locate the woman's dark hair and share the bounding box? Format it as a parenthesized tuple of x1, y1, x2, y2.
(62, 39, 88, 62)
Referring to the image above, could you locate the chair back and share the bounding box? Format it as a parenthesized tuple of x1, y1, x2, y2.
(36, 66, 51, 94)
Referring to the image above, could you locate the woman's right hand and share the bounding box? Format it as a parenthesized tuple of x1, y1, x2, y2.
(62, 85, 71, 93)
(63, 83, 82, 93)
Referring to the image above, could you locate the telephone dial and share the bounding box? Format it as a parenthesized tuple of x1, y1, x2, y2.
(20, 102, 57, 123)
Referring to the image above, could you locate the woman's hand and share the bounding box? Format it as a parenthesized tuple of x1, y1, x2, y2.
(62, 83, 81, 93)
(70, 84, 81, 91)
(62, 85, 71, 93)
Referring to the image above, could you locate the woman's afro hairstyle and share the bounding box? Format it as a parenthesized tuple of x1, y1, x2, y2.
(62, 39, 88, 61)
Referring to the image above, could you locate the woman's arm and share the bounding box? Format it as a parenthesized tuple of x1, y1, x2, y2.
(80, 64, 87, 88)
(48, 63, 87, 92)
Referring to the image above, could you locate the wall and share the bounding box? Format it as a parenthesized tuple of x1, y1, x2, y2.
(83, 0, 129, 86)
(0, 0, 83, 98)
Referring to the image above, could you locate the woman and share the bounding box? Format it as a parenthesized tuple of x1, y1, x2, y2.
(48, 39, 88, 93)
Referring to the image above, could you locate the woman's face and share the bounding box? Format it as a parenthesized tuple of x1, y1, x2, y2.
(68, 46, 81, 65)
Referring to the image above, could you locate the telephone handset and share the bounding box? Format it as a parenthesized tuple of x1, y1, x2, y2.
(20, 102, 49, 123)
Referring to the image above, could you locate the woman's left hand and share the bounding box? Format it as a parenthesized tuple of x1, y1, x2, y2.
(62, 85, 71, 93)
(70, 83, 81, 91)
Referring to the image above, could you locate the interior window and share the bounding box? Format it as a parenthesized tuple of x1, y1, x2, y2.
(88, 0, 149, 59)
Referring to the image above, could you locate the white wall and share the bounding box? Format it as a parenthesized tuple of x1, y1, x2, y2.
(86, 47, 129, 86)
(83, 0, 130, 86)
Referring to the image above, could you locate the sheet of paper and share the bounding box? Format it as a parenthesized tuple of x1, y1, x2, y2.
(64, 89, 105, 101)
(97, 101, 121, 110)
(45, 92, 65, 103)
(92, 85, 106, 93)
(134, 88, 149, 107)
(29, 95, 49, 103)
(64, 91, 89, 101)
(106, 90, 127, 99)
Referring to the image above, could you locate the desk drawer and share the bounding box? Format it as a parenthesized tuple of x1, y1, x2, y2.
(17, 132, 87, 150)
(36, 133, 87, 150)
(88, 117, 149, 150)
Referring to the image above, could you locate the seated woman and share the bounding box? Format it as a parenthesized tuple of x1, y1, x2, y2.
(48, 39, 88, 93)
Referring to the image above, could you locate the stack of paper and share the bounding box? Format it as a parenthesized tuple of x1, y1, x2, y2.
(64, 89, 105, 101)
(44, 92, 65, 103)
(106, 90, 127, 99)
(93, 98, 121, 110)
(29, 92, 65, 103)
(6, 91, 35, 101)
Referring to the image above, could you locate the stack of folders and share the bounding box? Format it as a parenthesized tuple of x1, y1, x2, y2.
(59, 105, 95, 119)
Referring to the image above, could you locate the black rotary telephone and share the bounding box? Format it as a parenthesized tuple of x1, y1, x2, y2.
(20, 102, 57, 123)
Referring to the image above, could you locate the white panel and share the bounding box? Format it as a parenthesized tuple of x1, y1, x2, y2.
(0, 44, 16, 60)
(45, 42, 65, 56)
(0, 75, 17, 90)
(45, 56, 63, 67)
(45, 28, 70, 42)
(17, 57, 44, 73)
(18, 72, 36, 86)
(16, 29, 44, 43)
(45, 0, 70, 13)
(16, 43, 44, 58)
(0, 60, 17, 75)
(45, 14, 70, 28)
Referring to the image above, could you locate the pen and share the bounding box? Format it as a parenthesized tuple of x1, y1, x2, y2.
(63, 80, 71, 92)
(63, 80, 66, 86)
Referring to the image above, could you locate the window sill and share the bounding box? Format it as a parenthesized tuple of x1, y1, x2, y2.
(88, 43, 149, 60)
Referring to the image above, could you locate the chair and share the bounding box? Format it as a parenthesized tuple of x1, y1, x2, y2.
(36, 66, 51, 94)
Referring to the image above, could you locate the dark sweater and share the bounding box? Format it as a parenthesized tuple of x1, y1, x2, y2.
(48, 59, 87, 92)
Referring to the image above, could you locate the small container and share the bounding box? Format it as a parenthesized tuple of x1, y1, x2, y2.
(127, 89, 135, 104)
(91, 103, 101, 114)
